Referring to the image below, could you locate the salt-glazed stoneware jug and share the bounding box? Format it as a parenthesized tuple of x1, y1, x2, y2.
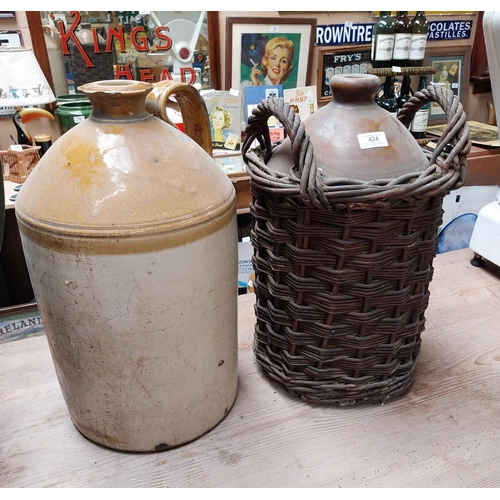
(15, 80, 238, 452)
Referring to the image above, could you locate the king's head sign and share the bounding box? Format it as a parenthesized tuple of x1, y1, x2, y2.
(58, 11, 197, 84)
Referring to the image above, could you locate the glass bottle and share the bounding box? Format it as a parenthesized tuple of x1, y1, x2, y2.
(33, 134, 52, 157)
(411, 76, 430, 139)
(371, 12, 395, 68)
(392, 11, 412, 67)
(396, 75, 412, 113)
(377, 76, 398, 117)
(396, 75, 412, 128)
(408, 11, 429, 67)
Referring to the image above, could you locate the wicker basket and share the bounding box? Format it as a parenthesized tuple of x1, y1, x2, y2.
(69, 40, 115, 89)
(1, 145, 41, 184)
(242, 84, 470, 406)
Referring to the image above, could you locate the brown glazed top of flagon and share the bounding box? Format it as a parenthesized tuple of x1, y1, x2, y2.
(78, 80, 153, 121)
(15, 80, 236, 254)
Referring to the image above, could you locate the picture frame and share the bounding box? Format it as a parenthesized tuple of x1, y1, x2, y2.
(225, 17, 316, 92)
(317, 44, 372, 104)
(203, 90, 243, 156)
(213, 154, 248, 179)
(424, 45, 471, 125)
(0, 30, 23, 47)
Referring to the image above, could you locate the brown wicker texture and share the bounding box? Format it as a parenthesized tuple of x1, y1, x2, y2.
(242, 84, 470, 406)
(0, 145, 41, 183)
(69, 41, 115, 89)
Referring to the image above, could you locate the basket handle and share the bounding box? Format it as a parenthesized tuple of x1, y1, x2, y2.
(396, 84, 471, 166)
(145, 81, 213, 156)
(243, 84, 470, 206)
(242, 97, 316, 205)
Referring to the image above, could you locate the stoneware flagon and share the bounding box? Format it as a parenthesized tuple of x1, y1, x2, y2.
(15, 80, 239, 452)
(267, 73, 429, 180)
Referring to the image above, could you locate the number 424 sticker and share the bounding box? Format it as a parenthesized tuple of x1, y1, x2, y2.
(357, 132, 389, 149)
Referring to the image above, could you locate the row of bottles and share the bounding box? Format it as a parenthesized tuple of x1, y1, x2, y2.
(376, 75, 429, 139)
(371, 11, 428, 68)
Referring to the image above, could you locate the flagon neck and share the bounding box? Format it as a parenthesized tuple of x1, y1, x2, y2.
(78, 80, 154, 121)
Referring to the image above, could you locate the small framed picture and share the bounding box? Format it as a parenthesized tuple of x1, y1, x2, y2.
(213, 154, 247, 178)
(425, 46, 471, 125)
(317, 44, 372, 104)
(204, 90, 243, 156)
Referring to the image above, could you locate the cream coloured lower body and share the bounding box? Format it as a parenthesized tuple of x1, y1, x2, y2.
(20, 221, 239, 452)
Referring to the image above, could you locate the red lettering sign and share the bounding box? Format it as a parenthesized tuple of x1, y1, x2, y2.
(131, 27, 149, 51)
(106, 27, 125, 53)
(57, 12, 202, 86)
(58, 11, 96, 68)
(155, 26, 172, 51)
(180, 68, 196, 85)
(139, 69, 155, 82)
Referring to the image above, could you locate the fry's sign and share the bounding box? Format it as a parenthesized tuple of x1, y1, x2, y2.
(57, 11, 197, 84)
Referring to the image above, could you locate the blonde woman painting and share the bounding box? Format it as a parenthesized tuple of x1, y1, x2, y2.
(210, 106, 232, 143)
(245, 36, 294, 87)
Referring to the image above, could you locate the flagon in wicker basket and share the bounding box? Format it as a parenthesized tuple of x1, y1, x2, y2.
(242, 75, 470, 406)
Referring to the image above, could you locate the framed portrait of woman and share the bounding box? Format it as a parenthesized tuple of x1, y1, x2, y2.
(225, 17, 316, 92)
(204, 90, 243, 156)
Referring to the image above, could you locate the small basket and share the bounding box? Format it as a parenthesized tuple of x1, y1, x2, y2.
(242, 84, 470, 406)
(1, 145, 41, 183)
(69, 40, 115, 89)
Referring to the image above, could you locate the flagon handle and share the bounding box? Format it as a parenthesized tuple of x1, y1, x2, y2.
(146, 81, 213, 156)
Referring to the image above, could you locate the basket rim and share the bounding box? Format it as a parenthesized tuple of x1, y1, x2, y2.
(242, 85, 471, 209)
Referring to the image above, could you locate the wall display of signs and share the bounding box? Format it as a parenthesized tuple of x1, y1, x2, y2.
(427, 20, 472, 40)
(315, 23, 374, 46)
(315, 19, 473, 47)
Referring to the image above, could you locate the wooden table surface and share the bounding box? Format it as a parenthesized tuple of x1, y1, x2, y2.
(1, 248, 499, 487)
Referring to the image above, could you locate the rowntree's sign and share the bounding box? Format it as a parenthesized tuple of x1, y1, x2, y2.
(315, 19, 472, 46)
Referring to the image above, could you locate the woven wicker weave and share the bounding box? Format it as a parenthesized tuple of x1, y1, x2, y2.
(242, 84, 470, 406)
(69, 41, 115, 89)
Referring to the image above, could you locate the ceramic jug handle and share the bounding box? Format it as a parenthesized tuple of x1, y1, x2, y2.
(146, 81, 213, 156)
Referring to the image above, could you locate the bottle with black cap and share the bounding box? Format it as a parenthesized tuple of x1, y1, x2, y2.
(33, 134, 52, 157)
